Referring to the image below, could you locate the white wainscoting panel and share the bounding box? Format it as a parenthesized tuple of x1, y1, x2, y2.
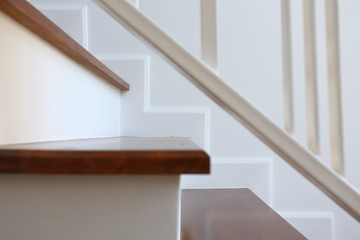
(98, 56, 209, 149)
(181, 159, 272, 203)
(36, 5, 89, 49)
(280, 212, 334, 240)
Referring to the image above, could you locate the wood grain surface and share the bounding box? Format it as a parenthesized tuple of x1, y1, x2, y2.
(181, 189, 307, 240)
(0, 0, 129, 90)
(0, 137, 210, 174)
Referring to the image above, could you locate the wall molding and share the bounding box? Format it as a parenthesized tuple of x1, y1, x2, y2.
(212, 158, 274, 205)
(181, 158, 273, 203)
(35, 4, 89, 50)
(96, 54, 211, 151)
(278, 211, 335, 240)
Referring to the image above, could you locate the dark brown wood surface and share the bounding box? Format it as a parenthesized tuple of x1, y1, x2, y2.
(0, 137, 210, 174)
(181, 189, 307, 240)
(0, 0, 129, 90)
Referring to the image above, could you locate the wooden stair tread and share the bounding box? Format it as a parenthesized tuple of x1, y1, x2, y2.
(0, 137, 209, 174)
(181, 189, 307, 240)
(0, 0, 129, 90)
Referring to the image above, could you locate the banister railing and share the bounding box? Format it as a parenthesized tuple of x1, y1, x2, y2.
(282, 0, 344, 174)
(98, 0, 360, 221)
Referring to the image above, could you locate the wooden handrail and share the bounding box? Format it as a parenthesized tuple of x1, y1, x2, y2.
(0, 0, 129, 91)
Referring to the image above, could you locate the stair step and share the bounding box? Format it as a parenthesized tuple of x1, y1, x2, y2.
(0, 137, 209, 174)
(0, 0, 129, 90)
(181, 189, 307, 240)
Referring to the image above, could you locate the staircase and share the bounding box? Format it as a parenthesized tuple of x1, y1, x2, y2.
(0, 137, 209, 174)
(0, 137, 209, 240)
(1, 0, 359, 239)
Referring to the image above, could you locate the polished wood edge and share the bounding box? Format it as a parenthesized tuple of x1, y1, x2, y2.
(181, 189, 307, 240)
(0, 0, 130, 91)
(0, 150, 210, 174)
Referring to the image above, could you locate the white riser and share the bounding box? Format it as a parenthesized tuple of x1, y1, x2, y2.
(0, 175, 180, 240)
(0, 11, 120, 145)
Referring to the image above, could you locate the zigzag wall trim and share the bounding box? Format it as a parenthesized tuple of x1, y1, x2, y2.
(35, 4, 89, 49)
(97, 54, 210, 151)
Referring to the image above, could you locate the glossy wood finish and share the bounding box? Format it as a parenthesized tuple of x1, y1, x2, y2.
(0, 137, 210, 174)
(0, 0, 129, 90)
(181, 189, 307, 240)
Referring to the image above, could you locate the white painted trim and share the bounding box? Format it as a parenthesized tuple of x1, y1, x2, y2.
(211, 158, 272, 164)
(143, 55, 152, 110)
(182, 187, 250, 190)
(211, 158, 274, 205)
(35, 4, 89, 50)
(277, 211, 334, 219)
(177, 188, 181, 240)
(281, 0, 294, 133)
(96, 54, 149, 61)
(82, 6, 89, 50)
(181, 187, 268, 204)
(268, 158, 275, 207)
(147, 107, 211, 151)
(97, 0, 360, 221)
(278, 212, 335, 240)
(95, 54, 211, 151)
(278, 211, 334, 219)
(142, 55, 211, 151)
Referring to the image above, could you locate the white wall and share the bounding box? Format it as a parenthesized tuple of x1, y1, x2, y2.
(0, 11, 121, 145)
(338, 0, 360, 190)
(26, 0, 360, 239)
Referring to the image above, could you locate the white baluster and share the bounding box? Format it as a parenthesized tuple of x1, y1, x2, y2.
(303, 0, 320, 154)
(325, 0, 344, 174)
(281, 0, 294, 133)
(201, 0, 217, 69)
